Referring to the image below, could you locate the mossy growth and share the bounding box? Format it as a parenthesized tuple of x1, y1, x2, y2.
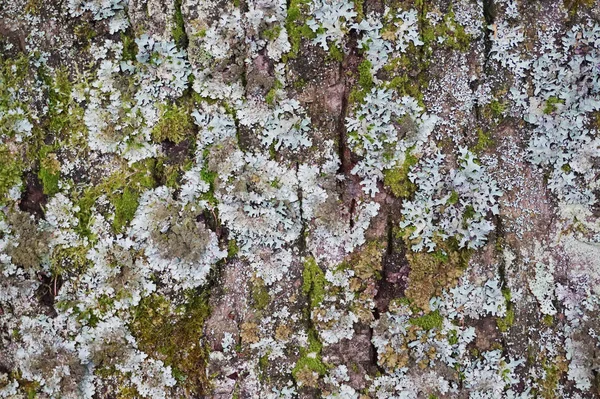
(73, 158, 158, 236)
(152, 102, 194, 144)
(284, 0, 315, 59)
(0, 145, 23, 205)
(50, 244, 91, 279)
(120, 31, 138, 62)
(292, 327, 327, 388)
(485, 99, 506, 119)
(564, 0, 595, 17)
(357, 60, 374, 90)
(302, 256, 326, 309)
(112, 187, 139, 233)
(129, 290, 212, 396)
(496, 288, 514, 332)
(399, 233, 472, 311)
(38, 147, 61, 196)
(538, 356, 568, 399)
(227, 239, 239, 258)
(383, 148, 419, 198)
(543, 96, 564, 115)
(172, 0, 188, 50)
(265, 80, 284, 106)
(472, 129, 494, 154)
(409, 309, 443, 330)
(261, 25, 282, 41)
(327, 44, 344, 62)
(251, 277, 271, 310)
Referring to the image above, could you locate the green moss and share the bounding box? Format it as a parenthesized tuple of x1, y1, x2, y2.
(265, 80, 284, 106)
(172, 0, 188, 50)
(328, 44, 344, 62)
(302, 256, 326, 308)
(130, 290, 212, 395)
(543, 96, 564, 115)
(292, 328, 327, 385)
(401, 236, 472, 311)
(113, 187, 139, 233)
(383, 149, 419, 198)
(447, 329, 459, 345)
(447, 190, 459, 205)
(152, 102, 194, 143)
(227, 239, 239, 258)
(37, 146, 61, 196)
(284, 0, 314, 59)
(73, 21, 97, 48)
(251, 278, 271, 310)
(357, 59, 374, 90)
(262, 25, 282, 41)
(120, 31, 138, 61)
(409, 309, 443, 330)
(542, 314, 554, 327)
(0, 145, 23, 205)
(472, 129, 494, 154)
(496, 289, 514, 332)
(488, 99, 506, 118)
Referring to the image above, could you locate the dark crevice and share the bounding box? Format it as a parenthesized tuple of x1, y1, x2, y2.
(482, 0, 496, 68)
(337, 30, 360, 176)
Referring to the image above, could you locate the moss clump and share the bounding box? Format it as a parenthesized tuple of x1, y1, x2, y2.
(292, 328, 327, 388)
(112, 187, 139, 233)
(487, 99, 506, 118)
(543, 96, 564, 115)
(120, 31, 138, 61)
(38, 149, 61, 196)
(172, 0, 188, 50)
(472, 129, 494, 154)
(402, 236, 472, 311)
(130, 291, 212, 396)
(302, 256, 326, 308)
(0, 145, 23, 205)
(251, 278, 271, 310)
(265, 80, 284, 106)
(496, 288, 514, 332)
(261, 25, 282, 41)
(409, 309, 443, 330)
(383, 149, 419, 198)
(327, 44, 344, 62)
(357, 60, 374, 90)
(152, 102, 194, 144)
(538, 356, 568, 399)
(284, 0, 315, 59)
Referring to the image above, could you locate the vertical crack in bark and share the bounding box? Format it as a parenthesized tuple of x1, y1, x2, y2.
(482, 0, 497, 69)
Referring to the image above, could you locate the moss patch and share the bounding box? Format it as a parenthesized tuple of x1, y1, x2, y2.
(130, 290, 212, 395)
(401, 234, 472, 311)
(302, 256, 326, 309)
(152, 102, 194, 144)
(383, 148, 419, 198)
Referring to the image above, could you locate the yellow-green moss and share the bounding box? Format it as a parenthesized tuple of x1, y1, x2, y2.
(152, 102, 194, 144)
(383, 149, 419, 198)
(543, 96, 564, 115)
(292, 327, 327, 387)
(284, 0, 315, 59)
(251, 278, 271, 310)
(472, 129, 494, 154)
(130, 290, 212, 395)
(0, 145, 23, 205)
(409, 310, 443, 330)
(496, 289, 514, 332)
(302, 256, 326, 308)
(172, 0, 188, 50)
(112, 187, 139, 233)
(400, 235, 472, 311)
